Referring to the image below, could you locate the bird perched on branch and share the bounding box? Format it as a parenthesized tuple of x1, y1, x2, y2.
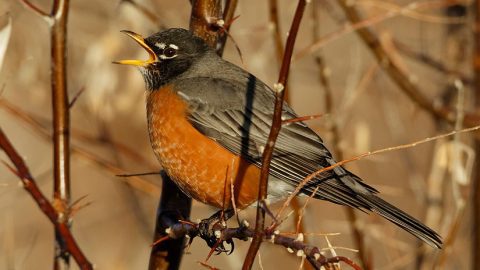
(114, 28, 442, 248)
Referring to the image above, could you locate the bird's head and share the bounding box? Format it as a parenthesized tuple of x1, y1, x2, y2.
(114, 28, 210, 90)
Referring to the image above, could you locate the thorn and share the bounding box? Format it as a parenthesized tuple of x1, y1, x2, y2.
(151, 235, 170, 247)
(68, 87, 85, 108)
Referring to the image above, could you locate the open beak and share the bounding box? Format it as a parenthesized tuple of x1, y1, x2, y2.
(113, 30, 158, 67)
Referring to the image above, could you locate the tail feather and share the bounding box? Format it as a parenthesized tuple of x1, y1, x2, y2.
(357, 194, 442, 248)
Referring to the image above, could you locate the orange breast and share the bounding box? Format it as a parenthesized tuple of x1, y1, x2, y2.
(147, 85, 260, 209)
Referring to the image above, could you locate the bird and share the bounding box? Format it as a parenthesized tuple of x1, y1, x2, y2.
(114, 28, 442, 248)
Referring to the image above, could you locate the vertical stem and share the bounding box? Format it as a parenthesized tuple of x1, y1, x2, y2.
(242, 1, 306, 269)
(148, 1, 224, 269)
(472, 0, 480, 268)
(50, 0, 71, 269)
(51, 0, 70, 202)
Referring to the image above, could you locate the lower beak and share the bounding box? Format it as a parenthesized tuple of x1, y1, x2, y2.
(113, 30, 158, 67)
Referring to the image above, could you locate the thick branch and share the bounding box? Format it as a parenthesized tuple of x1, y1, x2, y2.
(242, 1, 307, 269)
(189, 0, 223, 48)
(162, 220, 361, 270)
(0, 128, 92, 270)
(51, 0, 71, 203)
(48, 1, 72, 268)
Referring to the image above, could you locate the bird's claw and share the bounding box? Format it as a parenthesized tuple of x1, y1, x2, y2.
(198, 210, 235, 255)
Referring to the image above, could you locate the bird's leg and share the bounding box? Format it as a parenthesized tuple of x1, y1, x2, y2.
(198, 209, 235, 254)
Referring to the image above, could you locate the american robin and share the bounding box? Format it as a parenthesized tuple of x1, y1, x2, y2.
(114, 28, 442, 248)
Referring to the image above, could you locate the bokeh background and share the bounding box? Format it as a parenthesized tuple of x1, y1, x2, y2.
(0, 0, 475, 269)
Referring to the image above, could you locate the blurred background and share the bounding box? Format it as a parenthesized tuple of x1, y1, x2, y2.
(0, 0, 476, 269)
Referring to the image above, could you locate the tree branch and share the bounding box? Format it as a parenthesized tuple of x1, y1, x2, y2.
(0, 128, 92, 270)
(160, 219, 361, 270)
(242, 1, 307, 269)
(19, 0, 49, 18)
(336, 0, 457, 125)
(20, 0, 72, 267)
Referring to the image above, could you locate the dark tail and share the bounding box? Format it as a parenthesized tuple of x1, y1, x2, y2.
(357, 193, 442, 248)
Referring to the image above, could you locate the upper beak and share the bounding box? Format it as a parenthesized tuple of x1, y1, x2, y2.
(113, 30, 158, 67)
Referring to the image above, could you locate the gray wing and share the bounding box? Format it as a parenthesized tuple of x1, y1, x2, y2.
(172, 74, 378, 208)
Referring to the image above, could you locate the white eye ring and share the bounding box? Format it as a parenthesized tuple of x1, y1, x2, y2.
(159, 44, 178, 59)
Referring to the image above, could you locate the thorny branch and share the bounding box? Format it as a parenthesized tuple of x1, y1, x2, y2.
(0, 128, 93, 270)
(19, 0, 72, 267)
(159, 219, 361, 270)
(242, 1, 307, 269)
(268, 0, 307, 249)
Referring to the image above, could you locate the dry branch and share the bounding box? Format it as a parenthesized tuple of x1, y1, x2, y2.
(0, 99, 160, 196)
(160, 219, 361, 270)
(20, 0, 72, 267)
(0, 128, 92, 270)
(242, 1, 307, 269)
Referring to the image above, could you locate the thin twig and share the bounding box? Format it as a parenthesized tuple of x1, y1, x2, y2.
(0, 99, 160, 196)
(282, 114, 323, 125)
(395, 39, 473, 85)
(333, 0, 473, 128)
(116, 171, 160, 177)
(0, 128, 93, 270)
(242, 1, 307, 269)
(216, 0, 238, 55)
(19, 0, 49, 18)
(275, 125, 480, 222)
(296, 0, 467, 60)
(68, 87, 85, 108)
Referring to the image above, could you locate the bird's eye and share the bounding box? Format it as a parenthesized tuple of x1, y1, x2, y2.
(163, 47, 177, 58)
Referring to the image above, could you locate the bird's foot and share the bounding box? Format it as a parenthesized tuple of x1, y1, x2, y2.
(198, 209, 235, 254)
